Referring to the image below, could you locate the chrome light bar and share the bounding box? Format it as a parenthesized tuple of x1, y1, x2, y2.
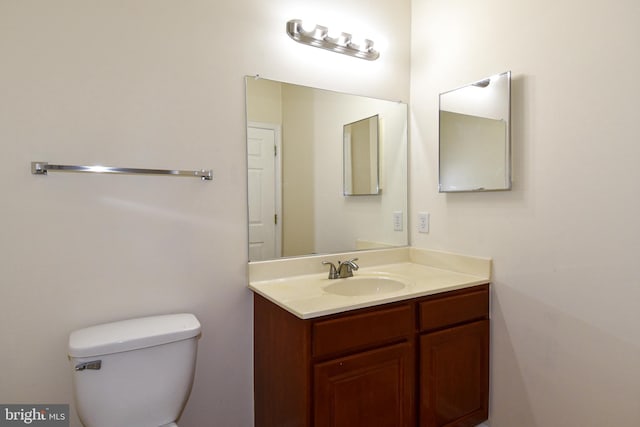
(286, 19, 380, 61)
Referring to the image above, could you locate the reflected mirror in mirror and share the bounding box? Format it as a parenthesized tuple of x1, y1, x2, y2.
(439, 71, 511, 192)
(344, 115, 380, 196)
(245, 76, 408, 261)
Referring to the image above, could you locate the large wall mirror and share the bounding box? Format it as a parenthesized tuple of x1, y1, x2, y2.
(245, 76, 408, 261)
(439, 71, 511, 192)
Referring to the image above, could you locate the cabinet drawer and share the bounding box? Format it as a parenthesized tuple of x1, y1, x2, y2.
(313, 304, 413, 358)
(419, 285, 488, 331)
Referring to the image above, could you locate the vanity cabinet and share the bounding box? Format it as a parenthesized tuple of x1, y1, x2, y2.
(418, 288, 489, 427)
(254, 284, 489, 427)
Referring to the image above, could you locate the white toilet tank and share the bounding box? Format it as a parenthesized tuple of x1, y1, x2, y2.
(68, 313, 201, 427)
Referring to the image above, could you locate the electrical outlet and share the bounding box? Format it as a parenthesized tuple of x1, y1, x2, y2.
(418, 212, 429, 233)
(393, 211, 403, 231)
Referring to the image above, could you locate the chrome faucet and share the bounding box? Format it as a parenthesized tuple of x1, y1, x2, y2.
(322, 258, 359, 279)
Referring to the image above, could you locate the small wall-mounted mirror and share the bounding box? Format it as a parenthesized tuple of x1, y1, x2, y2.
(344, 115, 380, 196)
(439, 71, 511, 192)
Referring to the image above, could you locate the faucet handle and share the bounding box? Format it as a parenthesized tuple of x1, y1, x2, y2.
(322, 261, 339, 279)
(340, 258, 359, 270)
(337, 258, 359, 278)
(345, 258, 359, 268)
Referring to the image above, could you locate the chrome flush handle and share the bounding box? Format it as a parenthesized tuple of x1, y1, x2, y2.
(75, 360, 102, 371)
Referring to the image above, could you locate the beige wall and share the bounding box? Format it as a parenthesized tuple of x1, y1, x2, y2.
(0, 1, 411, 427)
(411, 0, 640, 425)
(439, 111, 508, 191)
(246, 78, 282, 124)
(281, 84, 316, 256)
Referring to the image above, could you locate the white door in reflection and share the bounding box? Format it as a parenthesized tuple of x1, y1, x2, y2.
(247, 125, 281, 260)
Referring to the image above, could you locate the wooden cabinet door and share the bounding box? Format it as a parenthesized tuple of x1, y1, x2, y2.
(420, 320, 489, 427)
(314, 341, 414, 427)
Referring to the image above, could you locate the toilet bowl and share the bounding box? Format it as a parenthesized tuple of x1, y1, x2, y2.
(68, 313, 201, 427)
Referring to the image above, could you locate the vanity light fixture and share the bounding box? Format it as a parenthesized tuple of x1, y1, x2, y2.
(286, 19, 380, 61)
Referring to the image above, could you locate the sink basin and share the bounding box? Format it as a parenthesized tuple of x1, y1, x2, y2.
(323, 276, 407, 297)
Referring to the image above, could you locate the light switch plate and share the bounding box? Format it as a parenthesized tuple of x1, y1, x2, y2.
(418, 212, 429, 233)
(393, 211, 403, 231)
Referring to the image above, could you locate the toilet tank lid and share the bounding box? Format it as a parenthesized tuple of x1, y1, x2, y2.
(68, 313, 201, 358)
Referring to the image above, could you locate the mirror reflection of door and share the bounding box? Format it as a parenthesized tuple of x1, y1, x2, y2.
(247, 124, 282, 261)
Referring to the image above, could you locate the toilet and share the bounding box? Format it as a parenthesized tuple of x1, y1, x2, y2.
(68, 313, 201, 427)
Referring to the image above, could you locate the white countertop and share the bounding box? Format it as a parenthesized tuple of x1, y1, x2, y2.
(249, 248, 491, 319)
